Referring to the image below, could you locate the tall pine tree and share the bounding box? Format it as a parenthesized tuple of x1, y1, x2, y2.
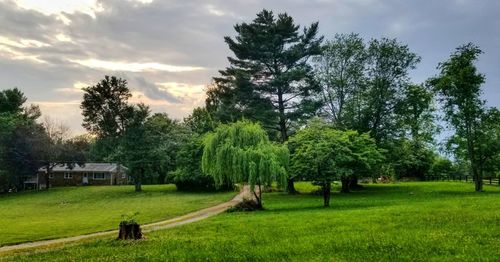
(208, 10, 322, 192)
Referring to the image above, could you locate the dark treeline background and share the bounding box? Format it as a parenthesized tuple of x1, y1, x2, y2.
(1, 10, 498, 193)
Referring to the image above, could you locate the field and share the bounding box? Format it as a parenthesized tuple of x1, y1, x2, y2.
(0, 185, 236, 246)
(6, 182, 500, 261)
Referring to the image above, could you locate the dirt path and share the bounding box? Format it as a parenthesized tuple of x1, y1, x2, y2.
(0, 186, 250, 256)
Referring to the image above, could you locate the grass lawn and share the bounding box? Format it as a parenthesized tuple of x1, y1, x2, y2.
(0, 185, 236, 246)
(6, 182, 500, 261)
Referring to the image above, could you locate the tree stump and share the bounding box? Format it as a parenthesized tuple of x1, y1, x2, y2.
(117, 222, 143, 240)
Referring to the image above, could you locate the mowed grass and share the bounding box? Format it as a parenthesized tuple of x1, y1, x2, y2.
(0, 185, 236, 246)
(7, 182, 500, 261)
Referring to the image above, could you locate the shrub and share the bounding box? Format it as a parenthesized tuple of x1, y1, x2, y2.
(167, 135, 231, 191)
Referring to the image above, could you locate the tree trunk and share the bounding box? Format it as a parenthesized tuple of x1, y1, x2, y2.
(287, 178, 296, 194)
(348, 176, 363, 190)
(135, 168, 145, 192)
(135, 181, 142, 192)
(45, 165, 51, 190)
(340, 177, 350, 193)
(473, 166, 483, 192)
(118, 222, 143, 240)
(253, 188, 263, 209)
(323, 181, 331, 207)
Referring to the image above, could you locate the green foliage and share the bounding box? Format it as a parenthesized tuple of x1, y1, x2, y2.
(395, 84, 437, 144)
(288, 119, 384, 205)
(81, 75, 134, 138)
(82, 77, 189, 191)
(364, 38, 421, 143)
(429, 43, 496, 191)
(168, 135, 221, 191)
(209, 9, 323, 141)
(314, 33, 367, 127)
(0, 113, 37, 191)
(390, 139, 435, 179)
(110, 104, 152, 191)
(144, 113, 191, 184)
(183, 107, 218, 134)
(202, 120, 289, 206)
(0, 88, 26, 114)
(429, 156, 454, 178)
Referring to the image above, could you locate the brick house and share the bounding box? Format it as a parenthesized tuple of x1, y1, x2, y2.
(32, 163, 129, 189)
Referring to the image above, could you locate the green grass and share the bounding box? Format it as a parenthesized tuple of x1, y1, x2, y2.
(0, 185, 236, 246)
(7, 182, 500, 261)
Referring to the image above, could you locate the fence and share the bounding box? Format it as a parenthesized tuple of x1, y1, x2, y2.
(424, 175, 500, 185)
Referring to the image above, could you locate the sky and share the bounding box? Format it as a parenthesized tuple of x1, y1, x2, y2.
(0, 0, 499, 134)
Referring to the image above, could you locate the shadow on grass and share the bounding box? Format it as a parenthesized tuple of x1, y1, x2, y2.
(268, 200, 397, 213)
(265, 182, 500, 213)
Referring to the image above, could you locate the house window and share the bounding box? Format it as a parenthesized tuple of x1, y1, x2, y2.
(64, 172, 73, 179)
(83, 173, 88, 178)
(121, 173, 126, 179)
(93, 173, 106, 180)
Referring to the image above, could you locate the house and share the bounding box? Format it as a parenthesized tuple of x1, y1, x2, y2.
(30, 163, 129, 189)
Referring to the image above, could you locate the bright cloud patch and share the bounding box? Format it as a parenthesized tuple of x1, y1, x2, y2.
(0, 36, 49, 48)
(0, 45, 46, 63)
(157, 82, 205, 97)
(55, 34, 72, 42)
(14, 0, 103, 17)
(70, 59, 204, 72)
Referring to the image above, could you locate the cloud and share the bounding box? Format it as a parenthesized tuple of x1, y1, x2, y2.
(0, 0, 499, 134)
(134, 76, 182, 103)
(70, 59, 205, 73)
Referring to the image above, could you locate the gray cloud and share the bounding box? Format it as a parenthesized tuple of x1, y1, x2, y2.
(133, 76, 181, 103)
(0, 0, 499, 133)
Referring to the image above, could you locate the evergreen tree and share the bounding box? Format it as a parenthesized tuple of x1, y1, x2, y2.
(209, 9, 322, 193)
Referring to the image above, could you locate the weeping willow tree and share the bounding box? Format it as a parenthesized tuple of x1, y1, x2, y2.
(202, 120, 289, 208)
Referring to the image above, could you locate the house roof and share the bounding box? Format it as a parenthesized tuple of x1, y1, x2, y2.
(38, 163, 127, 173)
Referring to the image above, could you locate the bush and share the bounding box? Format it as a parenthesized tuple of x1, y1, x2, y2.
(167, 134, 232, 191)
(168, 168, 217, 191)
(227, 198, 262, 212)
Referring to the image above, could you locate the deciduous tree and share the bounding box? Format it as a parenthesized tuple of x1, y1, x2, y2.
(314, 33, 367, 127)
(202, 121, 288, 208)
(429, 43, 493, 191)
(288, 119, 383, 206)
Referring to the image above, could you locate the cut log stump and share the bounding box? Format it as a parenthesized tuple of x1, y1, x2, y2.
(117, 222, 143, 240)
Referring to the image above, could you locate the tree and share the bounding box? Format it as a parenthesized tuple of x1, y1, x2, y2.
(0, 88, 25, 114)
(0, 115, 40, 191)
(183, 107, 217, 134)
(210, 9, 322, 193)
(145, 113, 190, 184)
(390, 138, 434, 179)
(0, 88, 42, 191)
(4, 116, 86, 190)
(429, 43, 493, 192)
(202, 121, 288, 208)
(111, 104, 151, 192)
(391, 84, 437, 179)
(479, 109, 500, 177)
(288, 119, 383, 206)
(429, 156, 454, 178)
(395, 84, 436, 144)
(364, 38, 421, 143)
(35, 117, 85, 189)
(168, 134, 221, 191)
(81, 76, 134, 139)
(313, 33, 367, 127)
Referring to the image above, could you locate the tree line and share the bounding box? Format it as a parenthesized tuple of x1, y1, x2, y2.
(1, 10, 498, 199)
